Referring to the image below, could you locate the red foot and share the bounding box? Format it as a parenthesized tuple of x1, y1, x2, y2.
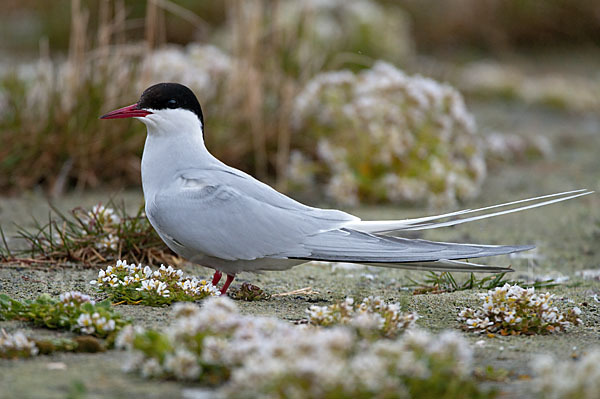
(211, 270, 222, 286)
(220, 274, 235, 295)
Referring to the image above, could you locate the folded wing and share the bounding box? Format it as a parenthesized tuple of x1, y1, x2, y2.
(146, 169, 355, 261)
(295, 228, 529, 271)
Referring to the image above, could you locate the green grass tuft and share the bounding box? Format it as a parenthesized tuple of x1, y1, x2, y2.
(6, 200, 176, 267)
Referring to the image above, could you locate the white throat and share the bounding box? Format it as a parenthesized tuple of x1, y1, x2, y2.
(138, 108, 217, 198)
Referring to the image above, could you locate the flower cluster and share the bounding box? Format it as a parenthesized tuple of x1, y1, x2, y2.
(90, 260, 220, 306)
(575, 269, 600, 281)
(73, 204, 122, 251)
(292, 61, 486, 206)
(0, 330, 39, 359)
(307, 296, 418, 338)
(532, 349, 600, 399)
(59, 291, 95, 307)
(0, 331, 109, 359)
(85, 204, 121, 228)
(458, 284, 582, 335)
(485, 132, 553, 164)
(61, 291, 116, 335)
(76, 312, 117, 335)
(0, 292, 125, 339)
(458, 61, 600, 113)
(117, 297, 492, 398)
(95, 234, 118, 251)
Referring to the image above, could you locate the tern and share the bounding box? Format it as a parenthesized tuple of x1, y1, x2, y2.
(101, 83, 593, 294)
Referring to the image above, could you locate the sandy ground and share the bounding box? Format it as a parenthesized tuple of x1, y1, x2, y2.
(1, 99, 599, 398)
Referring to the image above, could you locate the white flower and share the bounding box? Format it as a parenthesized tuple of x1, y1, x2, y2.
(164, 349, 201, 380)
(532, 349, 600, 398)
(141, 358, 163, 378)
(59, 291, 95, 306)
(465, 318, 480, 329)
(172, 303, 201, 318)
(76, 313, 95, 334)
(0, 331, 39, 357)
(350, 312, 385, 331)
(88, 204, 121, 227)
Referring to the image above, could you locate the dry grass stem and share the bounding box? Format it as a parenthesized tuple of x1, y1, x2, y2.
(271, 287, 319, 297)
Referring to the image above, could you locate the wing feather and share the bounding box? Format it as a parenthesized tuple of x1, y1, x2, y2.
(146, 170, 353, 261)
(296, 228, 532, 264)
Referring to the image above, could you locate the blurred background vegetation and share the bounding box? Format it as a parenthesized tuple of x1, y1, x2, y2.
(1, 0, 599, 206)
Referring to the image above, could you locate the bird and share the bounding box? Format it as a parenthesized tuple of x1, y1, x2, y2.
(101, 82, 593, 294)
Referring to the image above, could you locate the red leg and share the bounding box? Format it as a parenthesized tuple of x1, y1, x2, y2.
(220, 274, 235, 295)
(211, 270, 222, 286)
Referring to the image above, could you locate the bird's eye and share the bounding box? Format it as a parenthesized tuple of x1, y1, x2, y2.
(167, 99, 177, 107)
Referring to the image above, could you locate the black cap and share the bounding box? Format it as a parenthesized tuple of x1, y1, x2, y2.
(138, 83, 204, 127)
